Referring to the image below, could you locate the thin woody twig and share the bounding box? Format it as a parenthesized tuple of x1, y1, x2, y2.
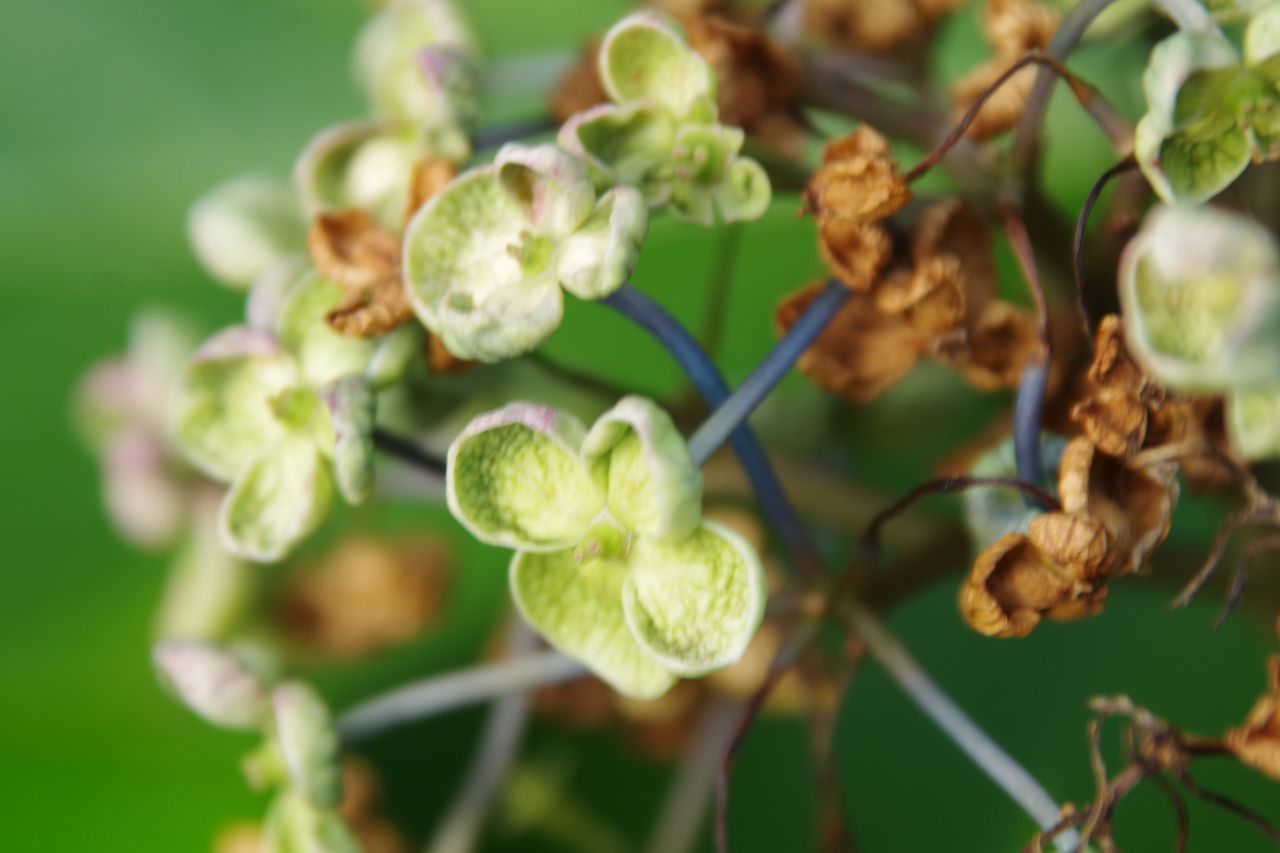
(864, 476, 1061, 552)
(1072, 156, 1139, 338)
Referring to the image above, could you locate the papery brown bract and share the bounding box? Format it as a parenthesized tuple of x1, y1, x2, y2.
(1226, 656, 1280, 780)
(803, 0, 964, 54)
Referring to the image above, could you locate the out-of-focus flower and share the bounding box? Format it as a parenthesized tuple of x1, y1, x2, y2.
(803, 0, 964, 54)
(187, 175, 306, 290)
(277, 535, 450, 660)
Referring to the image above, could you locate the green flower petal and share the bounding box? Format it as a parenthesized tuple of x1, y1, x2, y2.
(447, 403, 601, 550)
(559, 102, 675, 197)
(295, 122, 424, 228)
(621, 520, 765, 677)
(1246, 2, 1280, 66)
(1119, 204, 1280, 392)
(365, 324, 423, 390)
(186, 174, 304, 290)
(276, 270, 378, 386)
(1156, 122, 1251, 204)
(220, 437, 334, 562)
(582, 396, 702, 541)
(319, 376, 376, 504)
(263, 792, 359, 853)
(1142, 31, 1239, 126)
(1228, 388, 1280, 460)
(155, 499, 255, 641)
(172, 327, 298, 482)
(714, 156, 771, 223)
(555, 186, 648, 300)
(272, 682, 343, 809)
(152, 640, 270, 730)
(403, 167, 565, 361)
(353, 0, 476, 128)
(496, 143, 596, 238)
(511, 549, 677, 698)
(598, 11, 715, 120)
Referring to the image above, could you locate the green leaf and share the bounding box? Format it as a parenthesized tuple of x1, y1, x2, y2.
(172, 327, 298, 482)
(152, 640, 271, 730)
(510, 549, 677, 698)
(219, 437, 334, 562)
(1119, 204, 1280, 392)
(272, 682, 343, 809)
(319, 376, 376, 504)
(582, 396, 702, 541)
(555, 186, 648, 300)
(598, 11, 715, 120)
(403, 167, 566, 361)
(447, 403, 602, 551)
(621, 521, 765, 676)
(496, 143, 596, 238)
(1228, 388, 1280, 459)
(275, 271, 378, 387)
(186, 174, 304, 290)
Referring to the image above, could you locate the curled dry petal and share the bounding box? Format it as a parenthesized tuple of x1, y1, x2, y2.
(1226, 656, 1280, 780)
(981, 0, 1059, 56)
(803, 127, 912, 227)
(308, 211, 400, 292)
(817, 219, 895, 291)
(803, 0, 962, 53)
(945, 300, 1042, 391)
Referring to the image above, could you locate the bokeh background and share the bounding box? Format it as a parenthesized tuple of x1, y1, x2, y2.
(2, 0, 1277, 849)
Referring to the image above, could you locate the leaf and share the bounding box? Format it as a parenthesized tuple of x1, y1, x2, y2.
(581, 396, 702, 542)
(621, 521, 765, 676)
(446, 403, 601, 551)
(511, 549, 677, 698)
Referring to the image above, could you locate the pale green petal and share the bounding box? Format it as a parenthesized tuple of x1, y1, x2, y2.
(1246, 2, 1280, 65)
(219, 438, 334, 563)
(496, 143, 595, 238)
(1228, 388, 1280, 459)
(172, 327, 298, 482)
(295, 122, 423, 228)
(1119, 204, 1280, 392)
(403, 167, 565, 361)
(511, 549, 677, 698)
(713, 157, 771, 223)
(1134, 114, 1178, 203)
(559, 102, 675, 197)
(621, 520, 765, 676)
(275, 270, 378, 386)
(1156, 123, 1251, 204)
(186, 174, 304, 289)
(446, 403, 601, 550)
(598, 11, 715, 120)
(581, 396, 701, 541)
(555, 186, 648, 300)
(1142, 31, 1239, 126)
(155, 498, 255, 641)
(318, 376, 376, 504)
(152, 640, 270, 730)
(263, 792, 359, 853)
(353, 0, 477, 128)
(272, 682, 343, 809)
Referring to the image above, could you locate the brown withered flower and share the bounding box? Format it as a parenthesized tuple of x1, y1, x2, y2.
(803, 0, 964, 55)
(960, 514, 1110, 637)
(277, 535, 450, 660)
(950, 0, 1061, 140)
(1225, 656, 1280, 780)
(310, 209, 413, 338)
(804, 126, 912, 230)
(942, 299, 1043, 391)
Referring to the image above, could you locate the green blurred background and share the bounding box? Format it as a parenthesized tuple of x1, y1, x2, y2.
(2, 0, 1277, 849)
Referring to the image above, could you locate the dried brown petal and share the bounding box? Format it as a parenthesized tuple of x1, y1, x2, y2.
(818, 219, 895, 290)
(402, 158, 459, 227)
(982, 0, 1060, 56)
(961, 533, 1075, 637)
(1226, 656, 1280, 780)
(874, 259, 967, 338)
(778, 283, 926, 402)
(946, 300, 1042, 390)
(1028, 511, 1111, 582)
(426, 333, 476, 375)
(532, 676, 615, 729)
(805, 127, 912, 226)
(686, 17, 803, 133)
(277, 536, 450, 660)
(549, 41, 607, 123)
(1087, 315, 1145, 391)
(803, 0, 959, 53)
(309, 210, 401, 292)
(949, 58, 1037, 141)
(1175, 397, 1242, 493)
(328, 277, 415, 338)
(1071, 386, 1149, 458)
(911, 199, 999, 320)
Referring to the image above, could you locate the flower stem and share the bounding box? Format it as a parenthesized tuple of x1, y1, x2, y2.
(337, 650, 585, 743)
(372, 428, 447, 476)
(601, 285, 824, 579)
(687, 280, 848, 467)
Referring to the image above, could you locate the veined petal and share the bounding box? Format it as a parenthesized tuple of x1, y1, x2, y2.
(152, 640, 270, 730)
(581, 396, 702, 541)
(219, 438, 334, 563)
(555, 186, 648, 300)
(1142, 31, 1238, 126)
(621, 520, 765, 676)
(404, 166, 565, 361)
(496, 143, 595, 238)
(598, 11, 715, 120)
(272, 682, 343, 809)
(172, 327, 298, 482)
(511, 549, 677, 698)
(447, 403, 601, 550)
(318, 376, 376, 504)
(559, 102, 675, 195)
(275, 270, 378, 387)
(187, 174, 304, 290)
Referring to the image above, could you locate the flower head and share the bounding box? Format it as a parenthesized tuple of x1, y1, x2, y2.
(446, 397, 765, 698)
(403, 143, 648, 362)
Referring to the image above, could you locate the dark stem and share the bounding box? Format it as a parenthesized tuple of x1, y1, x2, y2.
(864, 476, 1061, 552)
(471, 115, 558, 152)
(372, 428, 447, 475)
(1072, 156, 1138, 339)
(1178, 773, 1280, 846)
(1013, 362, 1051, 495)
(715, 665, 790, 853)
